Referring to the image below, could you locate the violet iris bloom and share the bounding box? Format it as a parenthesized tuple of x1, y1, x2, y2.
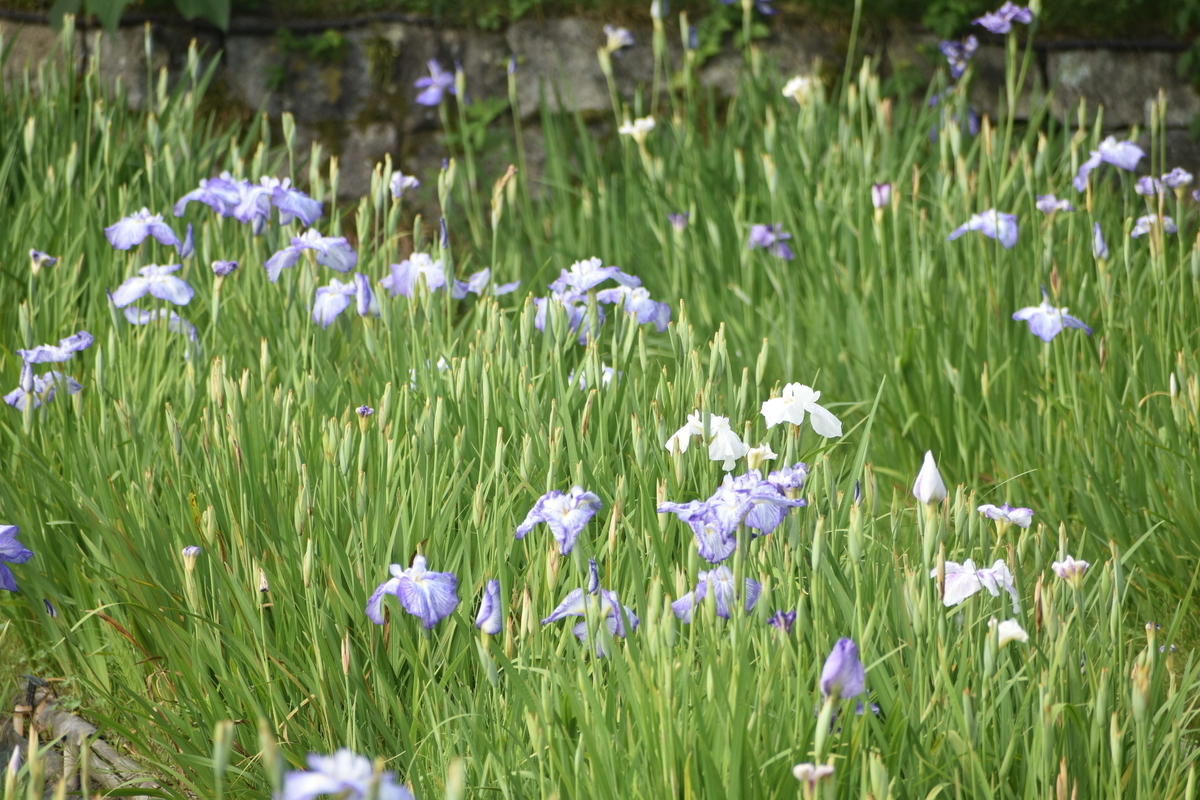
(173, 173, 243, 217)
(1012, 289, 1092, 342)
(1093, 223, 1109, 259)
(451, 268, 521, 299)
(390, 172, 420, 198)
(946, 209, 1018, 249)
(820, 638, 866, 700)
(29, 250, 56, 272)
(1073, 137, 1145, 192)
(767, 462, 809, 495)
(768, 609, 797, 633)
(271, 178, 323, 226)
(265, 229, 358, 282)
(415, 60, 455, 106)
(972, 2, 1032, 34)
(110, 264, 194, 307)
(105, 208, 182, 250)
(596, 284, 671, 332)
(671, 566, 762, 623)
(365, 555, 459, 628)
(380, 254, 447, 298)
(212, 260, 239, 277)
(4, 366, 81, 411)
(542, 584, 638, 655)
(603, 24, 635, 52)
(658, 500, 738, 563)
(748, 224, 795, 260)
(1131, 215, 1177, 238)
(354, 273, 378, 317)
(977, 503, 1033, 528)
(550, 257, 631, 293)
(281, 749, 413, 800)
(709, 472, 806, 536)
(0, 526, 33, 593)
(515, 486, 603, 555)
(1135, 176, 1164, 197)
(123, 306, 198, 342)
(476, 579, 502, 635)
(669, 212, 689, 232)
(178, 224, 194, 259)
(1163, 167, 1194, 189)
(17, 331, 93, 364)
(871, 183, 891, 210)
(939, 35, 978, 80)
(1035, 195, 1073, 214)
(312, 278, 357, 328)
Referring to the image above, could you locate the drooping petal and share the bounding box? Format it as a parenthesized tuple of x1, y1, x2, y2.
(265, 246, 303, 282)
(475, 579, 502, 635)
(146, 274, 196, 306)
(365, 576, 402, 624)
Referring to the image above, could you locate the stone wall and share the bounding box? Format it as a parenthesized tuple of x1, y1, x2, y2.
(3, 12, 1197, 198)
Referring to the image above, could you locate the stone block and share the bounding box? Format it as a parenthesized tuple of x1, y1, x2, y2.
(1049, 50, 1200, 129)
(506, 18, 611, 118)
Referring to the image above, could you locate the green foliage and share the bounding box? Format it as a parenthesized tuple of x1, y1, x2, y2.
(2, 12, 1200, 800)
(47, 0, 230, 32)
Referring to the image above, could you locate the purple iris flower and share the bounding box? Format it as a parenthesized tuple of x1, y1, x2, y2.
(1131, 215, 1177, 238)
(871, 183, 892, 210)
(380, 254, 447, 298)
(972, 2, 1032, 34)
(357, 405, 374, 418)
(178, 223, 194, 259)
(17, 331, 93, 364)
(603, 24, 636, 52)
(110, 264, 194, 307)
(767, 462, 809, 495)
(390, 172, 420, 199)
(415, 60, 455, 106)
(104, 208, 182, 250)
(1135, 176, 1164, 197)
(1035, 195, 1073, 214)
(212, 260, 239, 277)
(123, 306, 198, 342)
(281, 749, 414, 800)
(43, 599, 56, 617)
(312, 278, 357, 328)
(708, 472, 806, 537)
(550, 257, 631, 293)
(748, 224, 795, 260)
(0, 526, 33, 593)
(1163, 167, 1194, 189)
(595, 284, 671, 332)
(365, 555, 459, 629)
(820, 638, 866, 700)
(476, 579, 502, 635)
(173, 173, 243, 217)
(1073, 137, 1144, 192)
(768, 609, 797, 633)
(450, 268, 521, 299)
(354, 273, 378, 317)
(515, 486, 603, 555)
(542, 584, 638, 655)
(4, 365, 81, 411)
(658, 500, 738, 563)
(29, 250, 56, 273)
(939, 35, 978, 80)
(271, 178, 323, 226)
(1012, 289, 1092, 342)
(928, 91, 980, 139)
(946, 209, 1018, 250)
(265, 229, 358, 282)
(669, 213, 689, 232)
(670, 566, 762, 623)
(977, 503, 1034, 528)
(1093, 223, 1109, 259)
(533, 292, 605, 346)
(229, 177, 276, 224)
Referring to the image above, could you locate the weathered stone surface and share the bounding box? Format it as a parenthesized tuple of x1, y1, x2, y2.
(0, 23, 73, 87)
(337, 121, 398, 199)
(967, 44, 1042, 121)
(1049, 50, 1200, 129)
(700, 24, 836, 97)
(507, 18, 611, 117)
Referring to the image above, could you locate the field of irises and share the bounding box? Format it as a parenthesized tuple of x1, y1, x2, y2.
(3, 3, 1200, 798)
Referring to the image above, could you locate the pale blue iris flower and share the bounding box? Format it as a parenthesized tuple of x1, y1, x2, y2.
(450, 268, 521, 299)
(0, 526, 33, 593)
(415, 60, 455, 106)
(515, 486, 603, 555)
(281, 749, 413, 800)
(365, 555, 458, 629)
(946, 209, 1018, 249)
(475, 579, 502, 635)
(380, 254, 446, 298)
(1012, 289, 1092, 342)
(265, 229, 358, 282)
(1073, 136, 1144, 192)
(17, 331, 93, 364)
(105, 208, 182, 250)
(671, 566, 762, 623)
(109, 264, 194, 307)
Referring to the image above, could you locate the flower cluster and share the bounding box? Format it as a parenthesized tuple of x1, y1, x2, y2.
(533, 257, 671, 344)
